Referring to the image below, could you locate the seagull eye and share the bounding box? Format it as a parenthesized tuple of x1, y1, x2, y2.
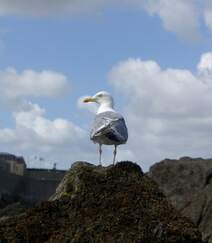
(98, 94, 103, 97)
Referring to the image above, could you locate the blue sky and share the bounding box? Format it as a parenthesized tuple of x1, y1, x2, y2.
(0, 0, 212, 170)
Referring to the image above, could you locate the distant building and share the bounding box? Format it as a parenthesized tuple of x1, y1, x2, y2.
(0, 152, 67, 201)
(0, 153, 26, 176)
(26, 168, 65, 181)
(0, 152, 66, 180)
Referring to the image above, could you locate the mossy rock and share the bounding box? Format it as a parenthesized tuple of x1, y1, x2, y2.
(0, 161, 203, 243)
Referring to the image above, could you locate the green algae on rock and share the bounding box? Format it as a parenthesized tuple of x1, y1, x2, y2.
(0, 161, 203, 243)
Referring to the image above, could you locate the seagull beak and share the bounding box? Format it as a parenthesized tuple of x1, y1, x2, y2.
(83, 97, 97, 103)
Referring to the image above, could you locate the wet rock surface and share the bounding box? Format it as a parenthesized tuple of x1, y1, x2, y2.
(0, 161, 203, 243)
(149, 157, 212, 243)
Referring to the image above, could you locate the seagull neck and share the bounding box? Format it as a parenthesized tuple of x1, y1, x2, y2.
(97, 102, 115, 114)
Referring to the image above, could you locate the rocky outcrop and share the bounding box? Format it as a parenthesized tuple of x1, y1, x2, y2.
(149, 157, 212, 243)
(0, 193, 35, 221)
(0, 161, 202, 243)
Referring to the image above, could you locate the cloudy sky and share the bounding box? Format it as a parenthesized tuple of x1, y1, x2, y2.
(0, 0, 212, 170)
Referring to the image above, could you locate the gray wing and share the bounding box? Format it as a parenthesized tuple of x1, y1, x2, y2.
(90, 111, 128, 144)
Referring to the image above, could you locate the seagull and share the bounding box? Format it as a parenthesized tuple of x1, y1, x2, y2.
(83, 91, 128, 165)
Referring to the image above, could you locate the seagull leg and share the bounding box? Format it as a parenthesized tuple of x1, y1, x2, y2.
(99, 144, 102, 166)
(113, 145, 117, 165)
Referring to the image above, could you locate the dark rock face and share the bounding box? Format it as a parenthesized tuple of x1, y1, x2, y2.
(149, 157, 212, 243)
(0, 161, 202, 243)
(0, 193, 35, 221)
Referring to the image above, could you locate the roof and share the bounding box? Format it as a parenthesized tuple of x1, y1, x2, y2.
(0, 153, 26, 164)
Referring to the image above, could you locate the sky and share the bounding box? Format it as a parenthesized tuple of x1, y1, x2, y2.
(0, 0, 212, 171)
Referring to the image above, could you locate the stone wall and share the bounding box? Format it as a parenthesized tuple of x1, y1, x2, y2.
(0, 161, 10, 172)
(0, 169, 23, 196)
(0, 169, 65, 202)
(22, 177, 61, 201)
(26, 168, 65, 181)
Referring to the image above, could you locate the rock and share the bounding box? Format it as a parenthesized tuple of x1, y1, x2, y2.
(149, 157, 212, 243)
(0, 193, 35, 220)
(0, 202, 34, 221)
(0, 161, 202, 243)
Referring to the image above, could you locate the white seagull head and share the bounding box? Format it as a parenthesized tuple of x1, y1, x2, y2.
(83, 91, 114, 113)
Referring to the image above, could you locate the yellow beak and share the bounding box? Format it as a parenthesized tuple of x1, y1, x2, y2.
(83, 97, 97, 103)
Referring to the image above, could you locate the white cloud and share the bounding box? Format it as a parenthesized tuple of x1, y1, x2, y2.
(0, 0, 108, 16)
(13, 103, 85, 146)
(2, 53, 212, 170)
(132, 0, 200, 40)
(198, 52, 212, 76)
(0, 101, 97, 169)
(0, 66, 125, 168)
(109, 52, 212, 170)
(0, 128, 17, 144)
(0, 0, 205, 41)
(0, 67, 97, 169)
(204, 1, 212, 30)
(0, 68, 69, 101)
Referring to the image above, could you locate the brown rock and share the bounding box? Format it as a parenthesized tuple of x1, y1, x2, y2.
(0, 161, 202, 243)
